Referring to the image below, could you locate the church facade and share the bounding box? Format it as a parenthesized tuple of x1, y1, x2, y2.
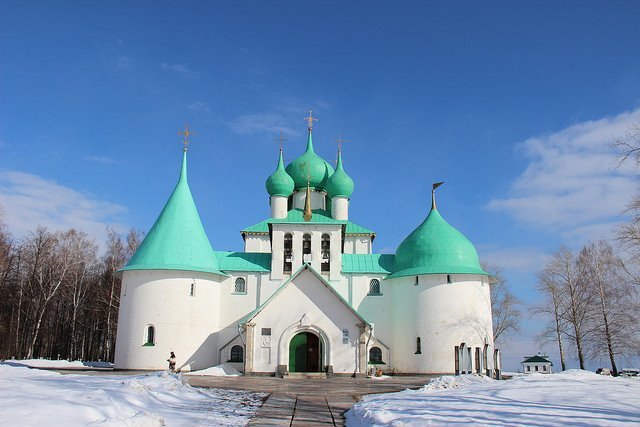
(114, 119, 498, 377)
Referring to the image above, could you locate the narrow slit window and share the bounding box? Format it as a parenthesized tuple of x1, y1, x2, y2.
(146, 326, 155, 346)
(415, 337, 422, 354)
(447, 274, 452, 283)
(190, 282, 195, 296)
(234, 277, 246, 294)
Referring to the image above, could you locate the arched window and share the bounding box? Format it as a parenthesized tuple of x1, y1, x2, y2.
(415, 337, 422, 354)
(146, 326, 155, 345)
(283, 233, 293, 273)
(230, 345, 244, 362)
(234, 277, 246, 294)
(369, 279, 381, 295)
(321, 234, 330, 272)
(302, 233, 311, 262)
(369, 346, 383, 364)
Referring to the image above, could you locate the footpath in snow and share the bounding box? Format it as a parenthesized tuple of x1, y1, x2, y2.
(0, 364, 265, 426)
(346, 370, 640, 426)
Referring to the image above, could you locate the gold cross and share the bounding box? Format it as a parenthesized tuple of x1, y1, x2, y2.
(304, 110, 318, 131)
(273, 130, 288, 151)
(179, 123, 194, 151)
(335, 133, 349, 165)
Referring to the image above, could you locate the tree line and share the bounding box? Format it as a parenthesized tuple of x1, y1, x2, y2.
(0, 208, 142, 362)
(535, 125, 640, 374)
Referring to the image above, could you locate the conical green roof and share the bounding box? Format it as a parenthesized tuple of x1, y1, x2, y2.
(285, 131, 334, 190)
(120, 151, 224, 276)
(325, 149, 354, 198)
(388, 203, 488, 279)
(265, 149, 295, 197)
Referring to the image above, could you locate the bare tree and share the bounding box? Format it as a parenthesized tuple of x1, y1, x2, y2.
(578, 241, 640, 374)
(533, 271, 568, 371)
(482, 262, 521, 346)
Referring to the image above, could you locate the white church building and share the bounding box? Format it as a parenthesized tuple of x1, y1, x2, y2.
(114, 117, 499, 377)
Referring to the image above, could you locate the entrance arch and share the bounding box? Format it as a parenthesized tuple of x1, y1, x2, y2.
(289, 332, 323, 372)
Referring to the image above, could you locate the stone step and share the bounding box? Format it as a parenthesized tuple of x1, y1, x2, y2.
(285, 372, 327, 379)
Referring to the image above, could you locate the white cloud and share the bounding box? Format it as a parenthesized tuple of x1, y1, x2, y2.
(479, 246, 549, 274)
(0, 171, 127, 246)
(488, 108, 640, 244)
(161, 62, 199, 79)
(226, 112, 302, 138)
(187, 102, 211, 115)
(85, 155, 122, 165)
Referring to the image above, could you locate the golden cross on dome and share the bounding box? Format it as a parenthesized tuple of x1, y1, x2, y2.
(304, 110, 318, 131)
(179, 123, 194, 151)
(273, 130, 288, 151)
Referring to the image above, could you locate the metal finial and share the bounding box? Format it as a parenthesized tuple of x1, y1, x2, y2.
(304, 110, 318, 131)
(179, 123, 195, 152)
(431, 181, 444, 210)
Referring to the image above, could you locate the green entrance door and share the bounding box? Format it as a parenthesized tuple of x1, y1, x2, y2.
(289, 332, 322, 372)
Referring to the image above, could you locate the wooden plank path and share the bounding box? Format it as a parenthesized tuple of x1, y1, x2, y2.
(186, 375, 435, 426)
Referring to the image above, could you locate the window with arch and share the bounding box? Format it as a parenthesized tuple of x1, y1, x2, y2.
(302, 233, 311, 261)
(230, 345, 244, 362)
(369, 346, 383, 364)
(369, 279, 381, 295)
(234, 277, 246, 294)
(145, 325, 155, 346)
(283, 233, 293, 273)
(415, 337, 422, 354)
(321, 234, 330, 272)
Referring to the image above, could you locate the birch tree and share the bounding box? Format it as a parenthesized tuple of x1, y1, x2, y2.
(482, 262, 521, 345)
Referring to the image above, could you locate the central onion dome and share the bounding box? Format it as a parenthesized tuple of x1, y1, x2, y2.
(388, 193, 488, 278)
(325, 149, 354, 198)
(265, 149, 295, 197)
(285, 131, 334, 190)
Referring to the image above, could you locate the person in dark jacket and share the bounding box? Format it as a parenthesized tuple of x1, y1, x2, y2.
(167, 351, 176, 372)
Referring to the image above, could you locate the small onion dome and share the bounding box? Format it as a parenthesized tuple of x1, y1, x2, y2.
(285, 131, 334, 190)
(325, 149, 354, 198)
(265, 149, 295, 197)
(388, 204, 489, 279)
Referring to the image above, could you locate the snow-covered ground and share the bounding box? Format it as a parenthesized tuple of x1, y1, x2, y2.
(346, 370, 640, 426)
(1, 358, 113, 368)
(0, 365, 265, 426)
(184, 364, 242, 377)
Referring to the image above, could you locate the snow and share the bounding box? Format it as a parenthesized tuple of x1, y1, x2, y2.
(184, 364, 242, 377)
(1, 358, 113, 368)
(0, 365, 265, 426)
(346, 370, 640, 426)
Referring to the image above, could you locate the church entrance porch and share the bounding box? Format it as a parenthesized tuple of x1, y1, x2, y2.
(289, 332, 323, 372)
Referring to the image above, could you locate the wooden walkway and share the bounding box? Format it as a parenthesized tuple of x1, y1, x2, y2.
(186, 375, 435, 426)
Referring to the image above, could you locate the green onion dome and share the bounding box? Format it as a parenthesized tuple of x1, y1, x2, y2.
(325, 149, 354, 198)
(388, 202, 488, 279)
(285, 131, 334, 190)
(265, 149, 295, 197)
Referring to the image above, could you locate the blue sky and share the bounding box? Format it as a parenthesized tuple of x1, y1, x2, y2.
(2, 1, 640, 369)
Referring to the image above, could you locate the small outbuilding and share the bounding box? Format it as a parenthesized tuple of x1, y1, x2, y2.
(521, 354, 553, 374)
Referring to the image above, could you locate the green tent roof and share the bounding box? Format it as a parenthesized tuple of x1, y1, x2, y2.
(325, 149, 354, 198)
(120, 151, 224, 276)
(265, 149, 295, 197)
(241, 208, 375, 236)
(387, 206, 488, 278)
(285, 130, 334, 190)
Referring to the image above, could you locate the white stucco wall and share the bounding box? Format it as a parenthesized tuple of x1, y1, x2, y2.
(292, 189, 327, 210)
(343, 236, 372, 254)
(114, 270, 223, 371)
(389, 274, 493, 374)
(331, 197, 349, 220)
(244, 235, 271, 253)
(246, 268, 364, 374)
(270, 195, 288, 219)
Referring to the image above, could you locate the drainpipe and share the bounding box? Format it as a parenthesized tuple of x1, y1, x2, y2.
(238, 323, 246, 373)
(365, 324, 373, 376)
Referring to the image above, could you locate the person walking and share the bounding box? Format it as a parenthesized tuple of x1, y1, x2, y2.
(167, 351, 176, 372)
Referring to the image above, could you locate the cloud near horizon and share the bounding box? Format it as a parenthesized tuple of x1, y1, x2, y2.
(488, 108, 640, 245)
(0, 171, 127, 246)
